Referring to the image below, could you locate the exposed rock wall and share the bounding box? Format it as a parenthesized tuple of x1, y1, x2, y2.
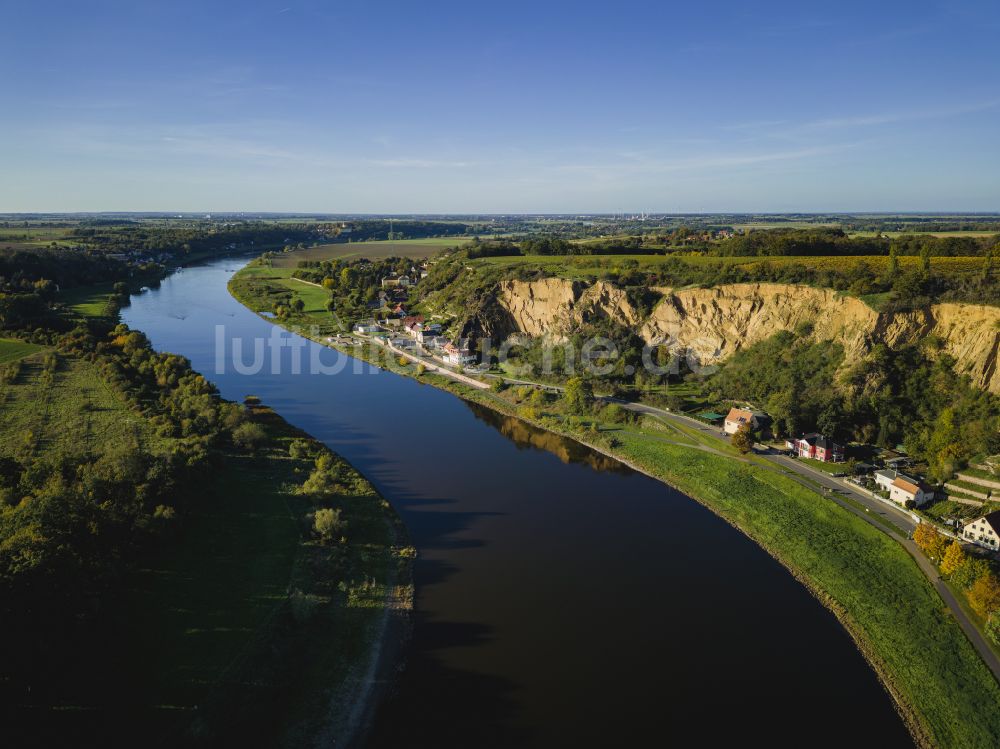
(493, 278, 1000, 393)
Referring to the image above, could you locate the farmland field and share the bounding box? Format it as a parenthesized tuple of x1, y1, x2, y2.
(273, 236, 471, 267)
(0, 225, 77, 249)
(0, 338, 44, 364)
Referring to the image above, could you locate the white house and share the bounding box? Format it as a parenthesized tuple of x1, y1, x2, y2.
(354, 321, 380, 334)
(443, 341, 476, 365)
(874, 469, 899, 492)
(962, 511, 1000, 551)
(889, 475, 934, 507)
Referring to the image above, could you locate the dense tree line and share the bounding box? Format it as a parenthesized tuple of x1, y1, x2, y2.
(0, 248, 162, 329)
(713, 227, 997, 257)
(338, 220, 471, 241)
(71, 222, 324, 256)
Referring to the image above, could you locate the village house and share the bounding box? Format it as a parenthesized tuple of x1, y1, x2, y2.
(414, 323, 441, 344)
(874, 469, 935, 507)
(723, 407, 770, 436)
(962, 511, 1000, 551)
(402, 315, 425, 334)
(442, 341, 476, 365)
(354, 321, 380, 334)
(786, 433, 844, 462)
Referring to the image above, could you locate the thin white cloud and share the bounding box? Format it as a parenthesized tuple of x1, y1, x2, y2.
(368, 158, 476, 168)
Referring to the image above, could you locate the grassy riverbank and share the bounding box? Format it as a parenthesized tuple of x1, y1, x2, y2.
(229, 259, 1000, 748)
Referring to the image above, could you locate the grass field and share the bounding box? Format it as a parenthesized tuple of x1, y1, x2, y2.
(59, 282, 116, 318)
(0, 351, 164, 459)
(0, 226, 77, 249)
(0, 338, 44, 364)
(230, 264, 335, 319)
(273, 236, 471, 267)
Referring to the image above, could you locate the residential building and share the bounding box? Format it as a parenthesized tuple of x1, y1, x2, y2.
(962, 512, 1000, 551)
(415, 323, 441, 344)
(890, 475, 934, 507)
(723, 407, 770, 436)
(786, 433, 844, 462)
(354, 321, 380, 334)
(402, 315, 425, 334)
(443, 341, 476, 365)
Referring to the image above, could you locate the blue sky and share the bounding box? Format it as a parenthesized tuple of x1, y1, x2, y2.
(2, 0, 999, 213)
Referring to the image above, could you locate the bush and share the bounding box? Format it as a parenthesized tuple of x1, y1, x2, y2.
(232, 421, 267, 452)
(313, 507, 343, 542)
(288, 438, 313, 460)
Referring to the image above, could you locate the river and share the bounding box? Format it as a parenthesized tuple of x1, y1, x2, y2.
(122, 257, 911, 748)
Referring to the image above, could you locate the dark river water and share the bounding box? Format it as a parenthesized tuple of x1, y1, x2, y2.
(123, 257, 911, 748)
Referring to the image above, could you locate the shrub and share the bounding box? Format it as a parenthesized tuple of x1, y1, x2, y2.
(313, 507, 343, 542)
(232, 421, 267, 452)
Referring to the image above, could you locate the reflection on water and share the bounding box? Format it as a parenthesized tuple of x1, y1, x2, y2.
(465, 402, 630, 474)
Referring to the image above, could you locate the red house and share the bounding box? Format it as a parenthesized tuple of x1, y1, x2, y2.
(786, 433, 844, 462)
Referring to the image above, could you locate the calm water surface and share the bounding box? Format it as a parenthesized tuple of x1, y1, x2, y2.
(123, 258, 911, 748)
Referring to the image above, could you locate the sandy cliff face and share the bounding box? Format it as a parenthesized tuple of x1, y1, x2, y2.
(495, 278, 1000, 393)
(500, 279, 640, 336)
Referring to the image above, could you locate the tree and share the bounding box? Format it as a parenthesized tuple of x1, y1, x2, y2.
(232, 421, 267, 452)
(940, 540, 967, 576)
(968, 571, 1000, 618)
(913, 522, 948, 561)
(563, 377, 594, 413)
(986, 613, 1000, 646)
(951, 556, 991, 590)
(731, 423, 755, 454)
(290, 298, 305, 313)
(313, 507, 343, 542)
(288, 438, 312, 460)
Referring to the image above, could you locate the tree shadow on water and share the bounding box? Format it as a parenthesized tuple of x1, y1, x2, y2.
(365, 613, 529, 749)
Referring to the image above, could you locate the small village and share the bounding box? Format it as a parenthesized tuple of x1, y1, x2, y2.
(349, 264, 478, 369)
